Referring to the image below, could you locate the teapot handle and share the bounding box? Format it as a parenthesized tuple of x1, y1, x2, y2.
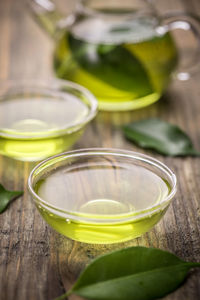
(160, 13, 200, 80)
(30, 0, 75, 38)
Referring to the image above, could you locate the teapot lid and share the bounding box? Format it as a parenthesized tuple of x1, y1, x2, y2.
(77, 0, 157, 18)
(70, 0, 160, 45)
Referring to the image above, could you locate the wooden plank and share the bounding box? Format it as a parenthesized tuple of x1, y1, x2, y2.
(0, 0, 199, 299)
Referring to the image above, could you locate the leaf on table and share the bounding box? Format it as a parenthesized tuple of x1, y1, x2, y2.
(123, 118, 200, 156)
(56, 246, 200, 300)
(0, 183, 23, 213)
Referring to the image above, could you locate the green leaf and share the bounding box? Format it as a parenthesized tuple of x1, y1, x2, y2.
(0, 183, 23, 213)
(123, 118, 200, 156)
(56, 247, 200, 300)
(67, 33, 153, 95)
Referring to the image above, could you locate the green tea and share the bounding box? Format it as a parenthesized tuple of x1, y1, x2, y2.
(0, 96, 88, 161)
(54, 17, 178, 110)
(35, 160, 171, 244)
(0, 130, 83, 161)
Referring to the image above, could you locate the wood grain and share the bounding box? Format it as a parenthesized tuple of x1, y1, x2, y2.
(0, 0, 200, 299)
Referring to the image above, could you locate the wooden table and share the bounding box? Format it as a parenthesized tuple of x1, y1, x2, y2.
(0, 0, 200, 299)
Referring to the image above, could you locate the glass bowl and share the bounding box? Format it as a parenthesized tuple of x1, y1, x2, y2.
(0, 80, 97, 161)
(28, 148, 177, 244)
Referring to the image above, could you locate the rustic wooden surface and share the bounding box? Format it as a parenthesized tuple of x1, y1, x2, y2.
(0, 0, 200, 299)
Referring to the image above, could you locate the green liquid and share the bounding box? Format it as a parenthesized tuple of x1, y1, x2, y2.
(54, 17, 178, 110)
(35, 160, 171, 244)
(0, 129, 83, 161)
(0, 96, 89, 161)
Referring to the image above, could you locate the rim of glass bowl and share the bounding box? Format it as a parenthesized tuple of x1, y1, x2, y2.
(0, 79, 98, 139)
(28, 148, 177, 224)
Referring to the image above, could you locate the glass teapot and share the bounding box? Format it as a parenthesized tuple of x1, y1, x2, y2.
(31, 0, 200, 111)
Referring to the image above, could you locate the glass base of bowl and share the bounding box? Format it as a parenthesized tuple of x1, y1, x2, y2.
(38, 203, 168, 244)
(0, 130, 82, 161)
(97, 92, 160, 111)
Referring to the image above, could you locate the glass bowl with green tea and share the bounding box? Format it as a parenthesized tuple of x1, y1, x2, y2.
(31, 0, 200, 111)
(28, 148, 177, 244)
(0, 80, 97, 161)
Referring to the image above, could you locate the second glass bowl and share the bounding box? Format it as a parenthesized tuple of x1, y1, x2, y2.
(28, 148, 177, 244)
(0, 80, 97, 161)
